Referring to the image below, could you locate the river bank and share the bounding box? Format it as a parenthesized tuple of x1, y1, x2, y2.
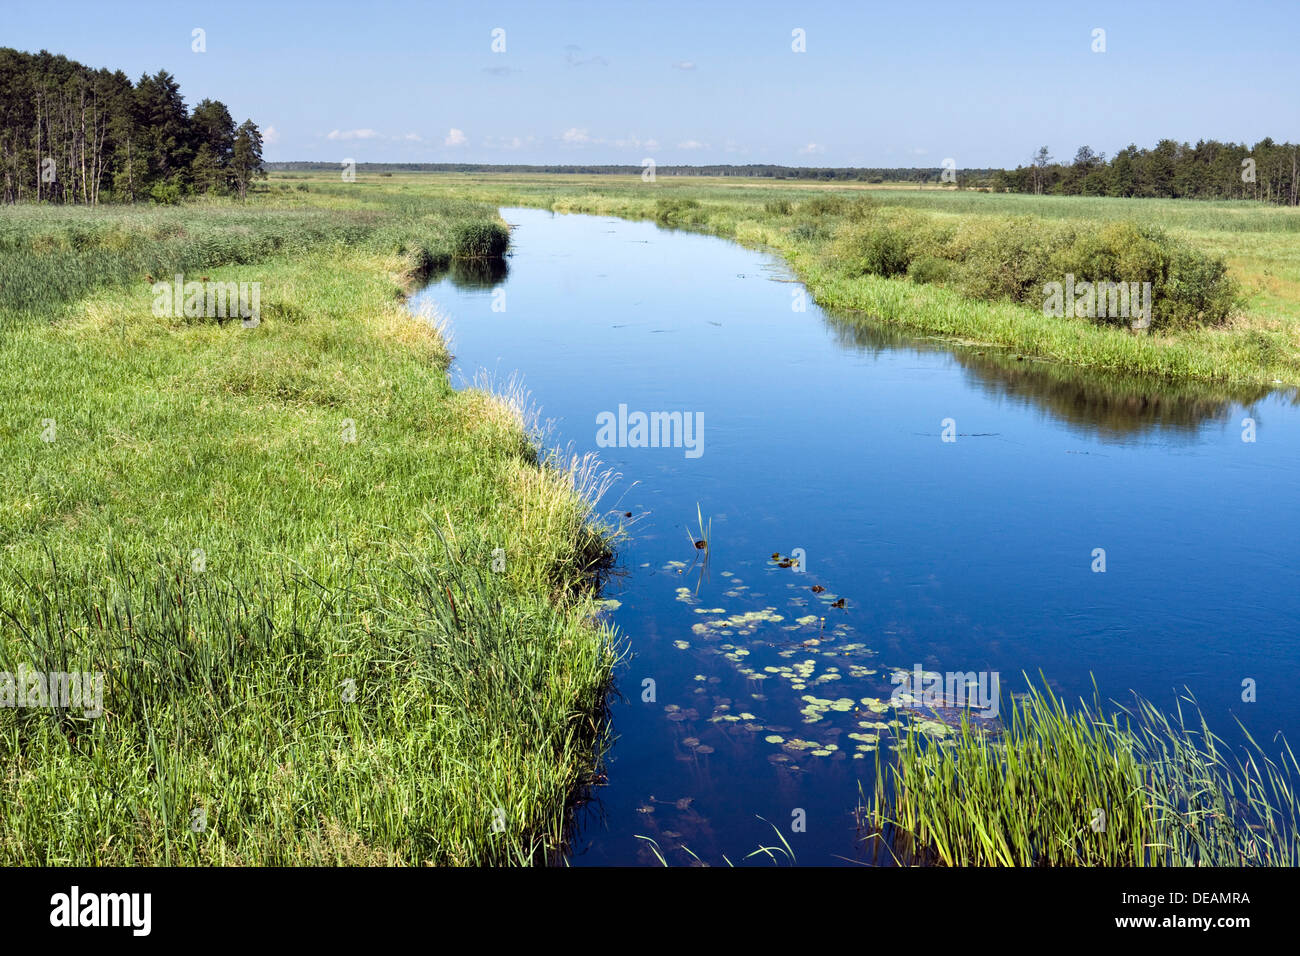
(0, 191, 617, 864)
(368, 173, 1300, 387)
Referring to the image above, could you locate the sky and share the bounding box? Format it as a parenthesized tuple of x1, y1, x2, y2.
(7, 0, 1298, 168)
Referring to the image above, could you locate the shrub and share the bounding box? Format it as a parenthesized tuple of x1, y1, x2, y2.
(832, 209, 923, 278)
(907, 255, 955, 285)
(149, 181, 182, 205)
(763, 199, 793, 215)
(1046, 221, 1237, 329)
(790, 222, 828, 242)
(653, 197, 703, 227)
(951, 216, 1070, 303)
(451, 221, 509, 260)
(800, 195, 849, 217)
(1162, 247, 1239, 327)
(858, 225, 912, 277)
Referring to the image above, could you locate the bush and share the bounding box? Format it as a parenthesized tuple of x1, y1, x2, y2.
(1162, 248, 1239, 327)
(149, 181, 182, 205)
(763, 199, 793, 215)
(653, 197, 703, 227)
(821, 204, 1238, 330)
(832, 209, 924, 279)
(951, 216, 1070, 302)
(451, 221, 509, 260)
(1045, 221, 1237, 329)
(790, 222, 828, 242)
(800, 195, 849, 217)
(907, 255, 955, 285)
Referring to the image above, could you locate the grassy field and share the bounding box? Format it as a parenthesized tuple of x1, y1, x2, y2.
(0, 187, 619, 864)
(5, 171, 1298, 866)
(277, 171, 1300, 387)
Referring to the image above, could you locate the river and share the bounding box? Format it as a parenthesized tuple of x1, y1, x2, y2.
(411, 206, 1300, 866)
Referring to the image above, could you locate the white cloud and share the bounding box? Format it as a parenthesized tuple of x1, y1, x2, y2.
(613, 135, 661, 151)
(676, 139, 709, 150)
(673, 61, 696, 70)
(485, 135, 539, 151)
(444, 128, 467, 147)
(263, 125, 280, 145)
(326, 128, 379, 141)
(798, 142, 825, 155)
(561, 127, 592, 144)
(403, 132, 423, 142)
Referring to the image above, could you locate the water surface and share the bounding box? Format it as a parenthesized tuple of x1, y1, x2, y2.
(412, 207, 1300, 866)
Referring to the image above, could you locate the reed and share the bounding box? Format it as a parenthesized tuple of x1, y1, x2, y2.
(863, 679, 1300, 866)
(0, 186, 614, 865)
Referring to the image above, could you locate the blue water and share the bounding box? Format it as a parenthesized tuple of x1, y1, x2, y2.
(412, 207, 1300, 866)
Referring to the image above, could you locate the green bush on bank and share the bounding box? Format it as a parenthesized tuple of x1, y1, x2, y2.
(830, 205, 1240, 330)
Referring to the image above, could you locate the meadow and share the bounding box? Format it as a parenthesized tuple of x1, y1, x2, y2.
(4, 170, 1299, 866)
(0, 186, 616, 864)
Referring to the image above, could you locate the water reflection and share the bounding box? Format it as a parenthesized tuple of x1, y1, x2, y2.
(822, 312, 1284, 437)
(428, 256, 510, 289)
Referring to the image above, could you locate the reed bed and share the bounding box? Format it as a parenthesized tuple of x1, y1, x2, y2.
(0, 186, 620, 864)
(862, 681, 1300, 866)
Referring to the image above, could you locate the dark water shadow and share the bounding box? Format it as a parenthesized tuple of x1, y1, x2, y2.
(821, 311, 1286, 438)
(428, 256, 510, 290)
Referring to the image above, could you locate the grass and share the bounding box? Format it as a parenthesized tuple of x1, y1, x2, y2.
(0, 186, 620, 864)
(7, 171, 1299, 866)
(294, 171, 1300, 386)
(863, 680, 1300, 867)
(635, 818, 797, 866)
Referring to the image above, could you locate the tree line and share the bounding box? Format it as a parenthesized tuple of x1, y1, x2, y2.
(993, 140, 1300, 204)
(1, 48, 265, 204)
(268, 160, 998, 184)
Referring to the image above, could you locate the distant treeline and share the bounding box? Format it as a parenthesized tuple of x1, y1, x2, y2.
(267, 161, 997, 184)
(994, 142, 1300, 204)
(270, 149, 1300, 204)
(1, 48, 265, 204)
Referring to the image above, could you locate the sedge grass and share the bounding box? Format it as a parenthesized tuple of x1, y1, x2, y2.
(863, 679, 1300, 867)
(0, 188, 619, 864)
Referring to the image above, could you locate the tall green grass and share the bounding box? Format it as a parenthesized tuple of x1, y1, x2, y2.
(0, 188, 615, 864)
(863, 681, 1300, 866)
(0, 542, 617, 865)
(0, 191, 503, 328)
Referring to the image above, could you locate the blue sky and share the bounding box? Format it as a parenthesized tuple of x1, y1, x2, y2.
(8, 0, 1298, 167)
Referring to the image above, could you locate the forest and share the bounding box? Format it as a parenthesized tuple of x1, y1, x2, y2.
(0, 47, 264, 204)
(993, 141, 1300, 204)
